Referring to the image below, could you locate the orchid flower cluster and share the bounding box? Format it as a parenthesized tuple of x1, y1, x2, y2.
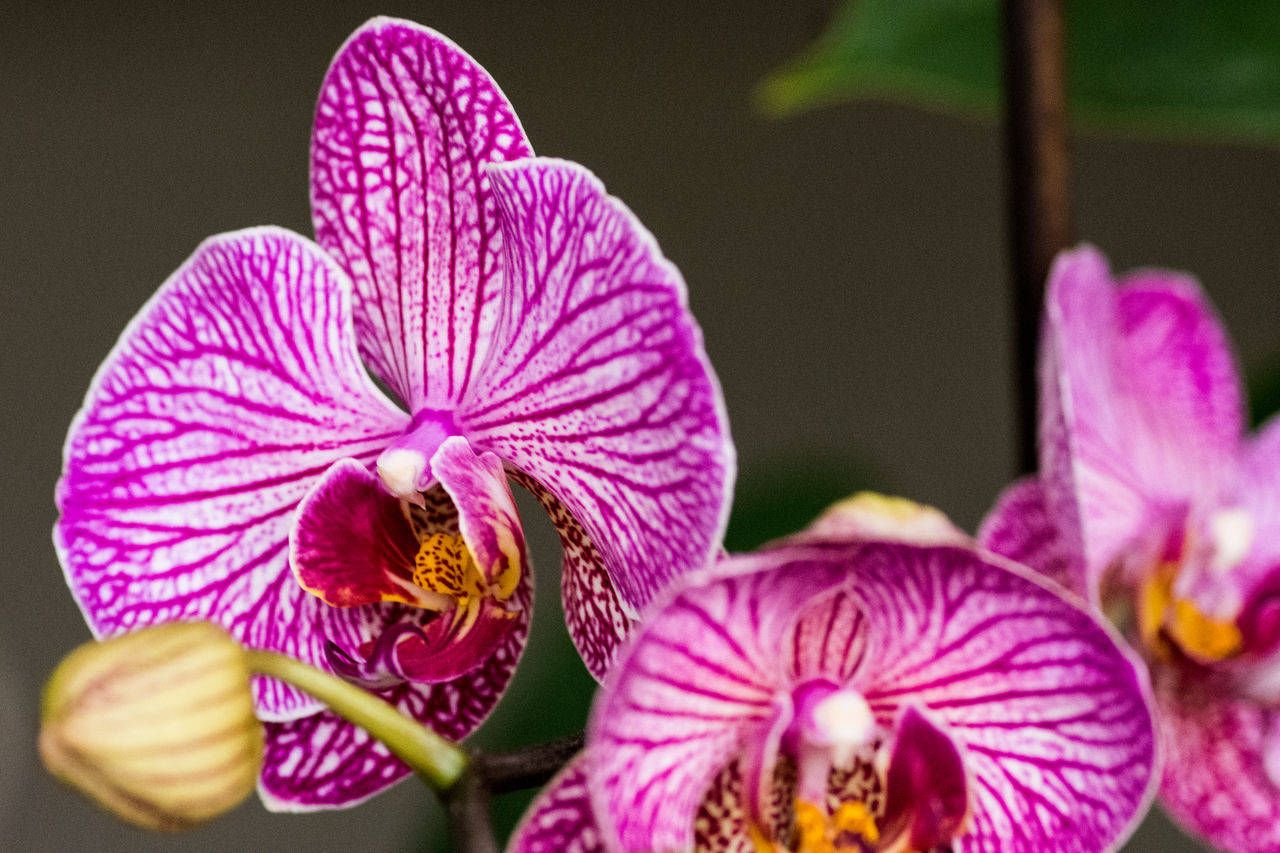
(41, 16, 1278, 853)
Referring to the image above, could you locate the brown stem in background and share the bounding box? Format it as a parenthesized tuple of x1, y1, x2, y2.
(474, 730, 585, 795)
(1002, 0, 1073, 474)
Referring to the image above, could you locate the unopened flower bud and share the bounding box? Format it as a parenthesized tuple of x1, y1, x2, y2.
(39, 622, 262, 831)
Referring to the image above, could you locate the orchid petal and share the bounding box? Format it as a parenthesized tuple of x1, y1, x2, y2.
(508, 755, 605, 853)
(463, 157, 734, 616)
(1042, 246, 1242, 584)
(786, 587, 869, 686)
(54, 228, 409, 719)
(509, 470, 636, 681)
(1116, 268, 1244, 483)
(1154, 683, 1280, 853)
(846, 542, 1157, 853)
(978, 477, 1088, 598)
(258, 570, 531, 809)
(589, 552, 858, 852)
(1040, 247, 1152, 586)
(311, 17, 533, 409)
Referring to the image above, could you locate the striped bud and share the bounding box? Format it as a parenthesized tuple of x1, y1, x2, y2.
(39, 622, 263, 831)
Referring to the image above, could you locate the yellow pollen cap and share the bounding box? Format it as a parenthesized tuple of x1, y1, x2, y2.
(1169, 598, 1242, 661)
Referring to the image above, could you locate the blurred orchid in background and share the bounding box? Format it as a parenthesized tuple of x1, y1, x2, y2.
(511, 496, 1158, 853)
(981, 246, 1280, 851)
(53, 18, 732, 810)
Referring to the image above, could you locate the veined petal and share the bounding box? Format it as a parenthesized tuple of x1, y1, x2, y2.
(786, 587, 869, 686)
(589, 552, 854, 852)
(1043, 246, 1243, 584)
(259, 568, 531, 810)
(1116, 268, 1244, 486)
(978, 477, 1089, 598)
(844, 542, 1157, 853)
(508, 755, 605, 853)
(1154, 681, 1280, 853)
(311, 17, 533, 409)
(1041, 247, 1152, 585)
(54, 228, 409, 719)
(463, 157, 734, 616)
(510, 470, 636, 681)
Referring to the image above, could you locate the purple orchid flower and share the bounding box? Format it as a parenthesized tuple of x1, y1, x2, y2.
(53, 18, 732, 809)
(980, 245, 1280, 851)
(510, 496, 1157, 853)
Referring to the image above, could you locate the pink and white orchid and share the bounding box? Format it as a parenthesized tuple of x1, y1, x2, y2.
(511, 497, 1157, 853)
(981, 245, 1280, 851)
(54, 18, 732, 809)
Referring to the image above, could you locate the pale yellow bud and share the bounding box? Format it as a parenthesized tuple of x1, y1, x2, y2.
(39, 622, 263, 831)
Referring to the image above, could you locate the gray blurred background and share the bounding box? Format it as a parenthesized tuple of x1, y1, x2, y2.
(6, 1, 1277, 849)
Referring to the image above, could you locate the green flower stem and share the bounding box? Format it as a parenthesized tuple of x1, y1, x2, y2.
(245, 650, 469, 792)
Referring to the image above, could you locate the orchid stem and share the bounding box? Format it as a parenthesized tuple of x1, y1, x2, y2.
(1002, 0, 1073, 474)
(445, 767, 498, 853)
(245, 650, 469, 792)
(442, 732, 585, 853)
(474, 731, 585, 794)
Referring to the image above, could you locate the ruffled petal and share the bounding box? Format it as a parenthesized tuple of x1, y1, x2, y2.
(978, 476, 1089, 598)
(54, 228, 409, 719)
(463, 157, 734, 616)
(311, 17, 533, 409)
(258, 569, 531, 810)
(508, 754, 606, 853)
(846, 542, 1157, 853)
(1154, 679, 1280, 853)
(509, 470, 636, 681)
(1042, 246, 1243, 587)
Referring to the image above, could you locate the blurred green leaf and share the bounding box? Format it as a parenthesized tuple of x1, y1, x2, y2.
(762, 0, 1280, 145)
(1249, 349, 1280, 429)
(725, 454, 886, 552)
